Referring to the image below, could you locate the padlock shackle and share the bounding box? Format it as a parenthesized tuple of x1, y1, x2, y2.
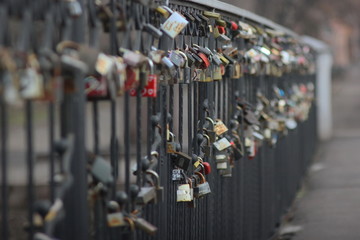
(203, 134, 211, 146)
(124, 217, 136, 232)
(194, 172, 206, 184)
(205, 117, 215, 129)
(145, 169, 160, 187)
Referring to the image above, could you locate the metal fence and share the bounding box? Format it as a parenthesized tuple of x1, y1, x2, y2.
(0, 0, 317, 239)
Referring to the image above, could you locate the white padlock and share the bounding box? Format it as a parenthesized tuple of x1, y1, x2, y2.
(161, 11, 188, 39)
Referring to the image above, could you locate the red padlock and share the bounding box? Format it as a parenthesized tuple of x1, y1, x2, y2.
(217, 26, 226, 34)
(202, 162, 211, 175)
(125, 66, 139, 91)
(197, 52, 210, 69)
(85, 75, 108, 99)
(230, 21, 238, 31)
(129, 74, 158, 98)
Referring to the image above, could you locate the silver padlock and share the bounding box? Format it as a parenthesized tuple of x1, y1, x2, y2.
(133, 217, 158, 236)
(145, 169, 164, 203)
(193, 172, 211, 198)
(135, 186, 156, 205)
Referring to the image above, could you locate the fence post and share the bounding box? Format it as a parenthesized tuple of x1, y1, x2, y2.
(302, 36, 333, 141)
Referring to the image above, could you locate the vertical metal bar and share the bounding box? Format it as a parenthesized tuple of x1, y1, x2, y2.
(136, 92, 142, 187)
(48, 102, 55, 203)
(25, 101, 35, 240)
(93, 101, 100, 155)
(1, 96, 9, 240)
(124, 93, 130, 199)
(110, 99, 118, 192)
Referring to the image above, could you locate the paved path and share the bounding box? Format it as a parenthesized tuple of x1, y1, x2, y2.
(292, 65, 360, 240)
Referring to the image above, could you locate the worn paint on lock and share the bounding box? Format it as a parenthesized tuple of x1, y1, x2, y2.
(161, 12, 188, 39)
(213, 137, 232, 151)
(177, 184, 192, 202)
(107, 212, 126, 227)
(214, 120, 228, 136)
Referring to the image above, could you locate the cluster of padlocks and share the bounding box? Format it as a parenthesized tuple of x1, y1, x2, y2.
(0, 1, 316, 239)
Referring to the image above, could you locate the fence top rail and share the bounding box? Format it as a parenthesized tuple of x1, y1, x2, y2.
(184, 0, 299, 37)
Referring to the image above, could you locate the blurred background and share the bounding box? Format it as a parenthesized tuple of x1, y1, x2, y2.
(224, 0, 360, 72)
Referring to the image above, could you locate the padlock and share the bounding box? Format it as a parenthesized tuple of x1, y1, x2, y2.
(143, 23, 163, 39)
(203, 11, 220, 19)
(95, 52, 114, 76)
(218, 34, 231, 43)
(219, 158, 233, 177)
(202, 134, 212, 158)
(171, 151, 192, 171)
(204, 117, 217, 142)
(84, 75, 108, 98)
(215, 19, 227, 27)
(216, 25, 226, 34)
(176, 178, 192, 202)
(193, 172, 211, 198)
(129, 58, 157, 97)
(133, 217, 158, 236)
(214, 119, 228, 136)
(90, 156, 114, 185)
(146, 169, 164, 203)
(155, 6, 171, 18)
(244, 109, 260, 126)
(215, 151, 229, 170)
(161, 56, 177, 80)
(213, 137, 232, 151)
(19, 67, 45, 100)
(229, 131, 244, 161)
(193, 156, 202, 169)
(112, 57, 126, 96)
(245, 137, 256, 159)
(66, 0, 82, 18)
(168, 50, 185, 67)
(187, 178, 196, 208)
(204, 68, 213, 82)
(149, 49, 166, 64)
(135, 186, 156, 205)
(232, 61, 242, 79)
(125, 66, 139, 91)
(176, 50, 190, 84)
(197, 52, 210, 69)
(161, 11, 188, 39)
(122, 49, 147, 67)
(106, 208, 124, 229)
(167, 132, 177, 153)
(202, 162, 212, 175)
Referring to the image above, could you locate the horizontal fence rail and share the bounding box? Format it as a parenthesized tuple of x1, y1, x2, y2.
(0, 0, 317, 239)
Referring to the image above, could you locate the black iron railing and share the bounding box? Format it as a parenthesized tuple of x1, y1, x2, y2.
(0, 0, 317, 240)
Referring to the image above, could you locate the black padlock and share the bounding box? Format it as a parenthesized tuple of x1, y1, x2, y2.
(171, 151, 192, 171)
